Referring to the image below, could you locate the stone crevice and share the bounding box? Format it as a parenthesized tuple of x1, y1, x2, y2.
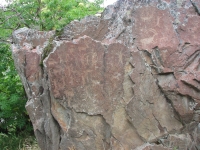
(155, 78, 184, 125)
(110, 134, 125, 150)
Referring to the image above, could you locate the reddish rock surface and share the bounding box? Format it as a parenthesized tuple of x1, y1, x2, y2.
(12, 0, 200, 149)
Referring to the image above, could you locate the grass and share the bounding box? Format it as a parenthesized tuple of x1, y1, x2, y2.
(0, 132, 40, 150)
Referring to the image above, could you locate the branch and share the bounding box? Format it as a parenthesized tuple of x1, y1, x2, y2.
(0, 22, 20, 31)
(0, 39, 11, 43)
(0, 13, 21, 25)
(10, 8, 30, 28)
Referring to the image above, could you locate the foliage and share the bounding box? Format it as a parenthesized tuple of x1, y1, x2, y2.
(0, 0, 104, 40)
(40, 0, 103, 30)
(0, 131, 39, 150)
(0, 43, 32, 133)
(0, 0, 103, 140)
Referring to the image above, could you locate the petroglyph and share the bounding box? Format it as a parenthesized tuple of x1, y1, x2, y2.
(156, 16, 161, 27)
(116, 50, 124, 65)
(140, 9, 154, 22)
(140, 29, 157, 48)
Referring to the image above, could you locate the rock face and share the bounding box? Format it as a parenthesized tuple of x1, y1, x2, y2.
(12, 0, 200, 149)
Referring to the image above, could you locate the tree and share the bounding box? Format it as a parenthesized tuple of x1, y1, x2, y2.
(0, 0, 103, 134)
(0, 43, 29, 133)
(0, 0, 103, 37)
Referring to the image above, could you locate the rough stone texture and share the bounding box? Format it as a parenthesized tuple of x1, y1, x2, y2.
(12, 0, 200, 149)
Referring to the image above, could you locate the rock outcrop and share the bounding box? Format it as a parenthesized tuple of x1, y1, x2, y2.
(12, 0, 200, 149)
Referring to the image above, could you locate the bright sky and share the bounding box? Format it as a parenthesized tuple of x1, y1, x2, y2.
(0, 0, 7, 6)
(0, 0, 117, 7)
(90, 0, 118, 7)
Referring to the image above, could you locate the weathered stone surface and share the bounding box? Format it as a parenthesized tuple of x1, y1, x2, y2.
(135, 143, 173, 150)
(133, 6, 179, 51)
(12, 0, 200, 149)
(127, 51, 182, 142)
(160, 133, 196, 150)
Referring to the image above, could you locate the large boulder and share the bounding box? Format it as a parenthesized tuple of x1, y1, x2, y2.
(12, 0, 200, 149)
